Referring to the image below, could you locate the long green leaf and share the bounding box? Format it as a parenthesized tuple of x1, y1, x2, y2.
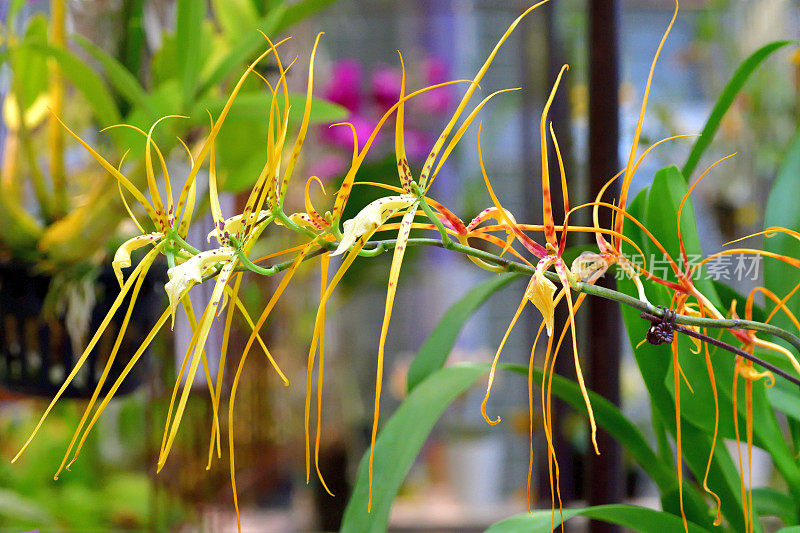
(192, 92, 347, 126)
(485, 504, 711, 533)
(682, 40, 792, 179)
(406, 273, 520, 392)
(620, 186, 751, 532)
(753, 487, 798, 525)
(196, 0, 337, 98)
(340, 363, 486, 533)
(764, 128, 800, 333)
(195, 6, 285, 98)
(176, 0, 206, 107)
(502, 363, 714, 530)
(645, 166, 800, 497)
(212, 0, 260, 37)
(502, 364, 668, 487)
(24, 43, 121, 128)
(72, 34, 157, 120)
(275, 0, 338, 31)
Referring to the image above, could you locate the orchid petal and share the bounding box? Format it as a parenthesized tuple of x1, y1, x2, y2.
(526, 258, 558, 336)
(112, 232, 164, 287)
(165, 247, 235, 327)
(331, 194, 416, 256)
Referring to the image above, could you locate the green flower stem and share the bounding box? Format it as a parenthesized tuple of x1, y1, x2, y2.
(235, 249, 278, 276)
(412, 185, 454, 248)
(199, 230, 800, 358)
(169, 232, 201, 255)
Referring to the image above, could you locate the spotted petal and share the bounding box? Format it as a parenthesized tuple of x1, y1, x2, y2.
(113, 233, 164, 287)
(207, 211, 271, 244)
(165, 247, 235, 326)
(331, 194, 416, 256)
(525, 257, 557, 336)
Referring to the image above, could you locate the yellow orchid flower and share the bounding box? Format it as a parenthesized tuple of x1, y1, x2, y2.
(164, 247, 236, 325)
(206, 211, 271, 244)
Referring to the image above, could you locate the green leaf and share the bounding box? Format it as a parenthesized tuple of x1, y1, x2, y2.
(777, 528, 800, 533)
(502, 363, 714, 530)
(753, 487, 798, 525)
(196, 0, 336, 98)
(192, 92, 347, 125)
(645, 165, 719, 300)
(501, 366, 667, 487)
(406, 273, 520, 392)
(0, 488, 55, 526)
(212, 0, 260, 37)
(619, 186, 753, 533)
(24, 43, 121, 128)
(485, 504, 711, 533)
(645, 168, 800, 502)
(712, 280, 766, 323)
(176, 0, 206, 107)
(764, 128, 800, 334)
(11, 15, 49, 108)
(195, 7, 286, 98)
(767, 378, 800, 422)
(340, 363, 487, 533)
(72, 34, 157, 121)
(682, 40, 793, 179)
(276, 0, 338, 30)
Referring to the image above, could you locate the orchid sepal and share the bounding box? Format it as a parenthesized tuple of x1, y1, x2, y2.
(112, 232, 164, 287)
(331, 194, 416, 257)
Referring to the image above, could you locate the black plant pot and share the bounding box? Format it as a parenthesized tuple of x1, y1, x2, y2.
(0, 262, 163, 398)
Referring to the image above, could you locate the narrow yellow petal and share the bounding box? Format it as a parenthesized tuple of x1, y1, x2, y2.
(368, 205, 418, 510)
(419, 0, 552, 189)
(12, 242, 165, 464)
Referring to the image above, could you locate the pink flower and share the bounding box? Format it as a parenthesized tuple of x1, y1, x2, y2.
(370, 65, 401, 111)
(415, 56, 453, 115)
(320, 115, 380, 152)
(307, 153, 348, 182)
(323, 59, 362, 113)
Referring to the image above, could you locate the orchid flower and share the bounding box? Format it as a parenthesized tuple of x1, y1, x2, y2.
(12, 39, 299, 518)
(293, 2, 557, 508)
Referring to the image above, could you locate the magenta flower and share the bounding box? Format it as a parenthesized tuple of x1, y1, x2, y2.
(320, 114, 380, 151)
(307, 153, 348, 182)
(323, 59, 362, 113)
(370, 64, 401, 112)
(403, 128, 432, 162)
(415, 56, 453, 115)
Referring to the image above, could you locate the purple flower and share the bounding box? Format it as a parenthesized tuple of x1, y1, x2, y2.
(320, 115, 380, 152)
(404, 128, 432, 162)
(307, 153, 348, 182)
(323, 59, 362, 113)
(415, 56, 453, 115)
(370, 65, 401, 112)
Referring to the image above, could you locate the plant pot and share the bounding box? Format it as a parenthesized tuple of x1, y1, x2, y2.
(0, 262, 163, 398)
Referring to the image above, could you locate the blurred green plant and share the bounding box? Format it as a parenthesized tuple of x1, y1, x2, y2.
(0, 0, 344, 269)
(0, 399, 183, 530)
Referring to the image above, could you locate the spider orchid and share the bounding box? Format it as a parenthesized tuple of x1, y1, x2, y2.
(289, 1, 557, 509)
(724, 286, 800, 533)
(11, 38, 299, 505)
(466, 60, 604, 522)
